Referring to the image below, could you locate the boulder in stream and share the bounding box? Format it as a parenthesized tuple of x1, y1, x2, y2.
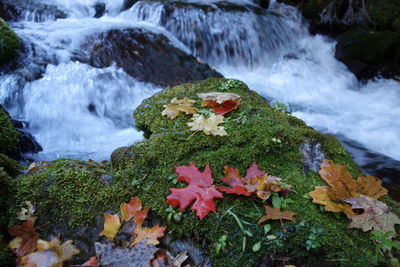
(77, 28, 222, 87)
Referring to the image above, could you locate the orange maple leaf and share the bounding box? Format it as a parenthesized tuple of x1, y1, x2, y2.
(309, 160, 388, 216)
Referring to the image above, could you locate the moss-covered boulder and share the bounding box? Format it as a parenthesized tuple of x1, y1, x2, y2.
(335, 28, 400, 80)
(0, 168, 13, 265)
(9, 78, 400, 266)
(111, 78, 398, 266)
(0, 18, 20, 67)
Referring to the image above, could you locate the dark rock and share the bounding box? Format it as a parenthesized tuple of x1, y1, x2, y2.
(253, 0, 269, 9)
(300, 140, 326, 173)
(94, 2, 106, 18)
(335, 28, 400, 80)
(122, 0, 138, 11)
(17, 130, 43, 154)
(162, 236, 212, 267)
(76, 28, 222, 87)
(0, 0, 67, 22)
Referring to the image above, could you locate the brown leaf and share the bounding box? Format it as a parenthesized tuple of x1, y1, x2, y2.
(308, 186, 357, 216)
(20, 237, 80, 267)
(162, 98, 197, 119)
(197, 92, 241, 115)
(344, 195, 400, 237)
(8, 219, 40, 261)
(258, 205, 296, 223)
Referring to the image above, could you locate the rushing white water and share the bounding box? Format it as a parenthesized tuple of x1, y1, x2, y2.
(1, 0, 399, 164)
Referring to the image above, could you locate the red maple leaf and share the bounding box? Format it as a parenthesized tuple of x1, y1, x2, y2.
(218, 162, 289, 199)
(166, 162, 223, 219)
(202, 99, 241, 116)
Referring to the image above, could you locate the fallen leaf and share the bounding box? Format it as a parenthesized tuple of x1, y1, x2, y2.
(172, 251, 188, 267)
(344, 195, 400, 237)
(162, 98, 197, 119)
(17, 201, 36, 221)
(308, 186, 357, 217)
(309, 160, 388, 215)
(95, 240, 157, 267)
(198, 92, 241, 115)
(187, 114, 227, 136)
(99, 214, 121, 240)
(8, 219, 40, 261)
(166, 162, 223, 219)
(131, 215, 166, 246)
(218, 162, 290, 199)
(82, 256, 99, 266)
(258, 205, 296, 223)
(120, 197, 149, 223)
(20, 237, 79, 267)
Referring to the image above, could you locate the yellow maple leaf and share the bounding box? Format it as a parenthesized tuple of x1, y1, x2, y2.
(161, 98, 197, 119)
(99, 214, 121, 240)
(187, 114, 227, 136)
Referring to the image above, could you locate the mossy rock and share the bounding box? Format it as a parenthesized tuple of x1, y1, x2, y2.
(335, 28, 400, 80)
(0, 106, 19, 156)
(9, 78, 400, 266)
(0, 169, 13, 265)
(0, 18, 20, 66)
(111, 78, 398, 266)
(367, 0, 400, 33)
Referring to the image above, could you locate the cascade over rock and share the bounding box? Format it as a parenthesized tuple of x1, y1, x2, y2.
(77, 28, 222, 87)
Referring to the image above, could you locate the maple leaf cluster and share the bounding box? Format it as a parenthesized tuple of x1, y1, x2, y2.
(161, 92, 241, 136)
(92, 197, 167, 266)
(309, 160, 400, 237)
(8, 218, 79, 267)
(166, 162, 295, 223)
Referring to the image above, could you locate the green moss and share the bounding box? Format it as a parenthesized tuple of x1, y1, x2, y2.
(0, 107, 19, 156)
(0, 18, 20, 66)
(111, 78, 395, 266)
(10, 159, 133, 228)
(0, 168, 11, 228)
(335, 28, 400, 64)
(0, 153, 20, 177)
(0, 232, 13, 267)
(367, 0, 400, 33)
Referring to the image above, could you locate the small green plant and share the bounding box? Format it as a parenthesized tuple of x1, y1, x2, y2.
(306, 227, 324, 250)
(371, 230, 400, 266)
(271, 101, 290, 114)
(220, 79, 242, 91)
(167, 174, 179, 185)
(215, 234, 228, 255)
(271, 194, 295, 209)
(165, 205, 183, 222)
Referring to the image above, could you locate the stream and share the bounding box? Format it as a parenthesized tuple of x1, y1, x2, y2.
(1, 0, 399, 196)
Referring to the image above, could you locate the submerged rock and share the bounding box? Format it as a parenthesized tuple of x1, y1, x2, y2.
(77, 28, 222, 87)
(0, 0, 67, 22)
(9, 78, 399, 266)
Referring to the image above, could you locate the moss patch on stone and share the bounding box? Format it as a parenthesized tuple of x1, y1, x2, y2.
(9, 160, 133, 228)
(0, 18, 20, 66)
(0, 107, 19, 156)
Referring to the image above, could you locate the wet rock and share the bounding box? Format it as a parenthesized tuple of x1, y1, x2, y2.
(122, 0, 139, 11)
(300, 140, 326, 173)
(93, 2, 106, 18)
(77, 28, 222, 87)
(252, 0, 270, 9)
(335, 28, 400, 80)
(0, 0, 67, 22)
